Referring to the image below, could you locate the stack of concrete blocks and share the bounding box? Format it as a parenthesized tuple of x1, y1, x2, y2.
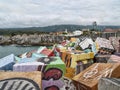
(13, 57, 66, 90)
(60, 38, 95, 78)
(94, 37, 115, 63)
(98, 78, 120, 90)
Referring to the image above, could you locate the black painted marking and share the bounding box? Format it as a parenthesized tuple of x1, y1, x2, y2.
(22, 83, 29, 90)
(0, 78, 40, 90)
(8, 81, 16, 90)
(0, 81, 8, 90)
(15, 81, 23, 90)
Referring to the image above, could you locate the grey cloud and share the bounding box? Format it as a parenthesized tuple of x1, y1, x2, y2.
(0, 0, 120, 28)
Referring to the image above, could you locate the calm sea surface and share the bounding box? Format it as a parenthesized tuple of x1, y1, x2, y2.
(0, 45, 40, 59)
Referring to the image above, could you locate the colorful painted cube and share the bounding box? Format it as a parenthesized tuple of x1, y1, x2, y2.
(13, 57, 66, 90)
(108, 55, 120, 63)
(109, 37, 120, 53)
(98, 78, 120, 90)
(0, 54, 15, 71)
(15, 53, 47, 63)
(79, 38, 94, 50)
(0, 71, 42, 90)
(72, 52, 94, 62)
(73, 63, 120, 90)
(76, 60, 93, 74)
(95, 37, 115, 54)
(61, 51, 94, 79)
(61, 77, 77, 90)
(32, 53, 47, 58)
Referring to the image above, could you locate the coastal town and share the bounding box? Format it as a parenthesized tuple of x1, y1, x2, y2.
(0, 28, 120, 46)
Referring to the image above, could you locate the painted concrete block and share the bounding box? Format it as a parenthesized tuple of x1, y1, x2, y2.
(94, 54, 111, 63)
(0, 54, 15, 71)
(0, 71, 42, 90)
(13, 57, 66, 90)
(108, 55, 120, 63)
(95, 37, 115, 54)
(61, 51, 94, 68)
(73, 63, 120, 90)
(98, 78, 120, 90)
(15, 53, 47, 63)
(109, 37, 120, 53)
(79, 38, 94, 50)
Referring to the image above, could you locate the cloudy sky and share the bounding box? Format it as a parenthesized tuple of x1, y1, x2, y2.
(0, 0, 120, 28)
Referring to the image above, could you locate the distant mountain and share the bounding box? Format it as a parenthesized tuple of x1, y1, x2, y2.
(0, 24, 120, 33)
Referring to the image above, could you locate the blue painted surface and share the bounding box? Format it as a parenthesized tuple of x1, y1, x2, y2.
(0, 54, 15, 70)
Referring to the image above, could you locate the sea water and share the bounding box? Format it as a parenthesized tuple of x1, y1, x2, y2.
(0, 45, 39, 59)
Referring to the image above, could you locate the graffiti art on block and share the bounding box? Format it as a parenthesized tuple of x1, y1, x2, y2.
(43, 68, 62, 80)
(0, 78, 40, 90)
(61, 77, 76, 90)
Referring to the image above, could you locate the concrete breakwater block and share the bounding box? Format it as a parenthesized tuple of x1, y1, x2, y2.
(98, 78, 120, 90)
(108, 55, 120, 63)
(109, 37, 120, 53)
(79, 38, 94, 50)
(95, 37, 115, 54)
(61, 51, 94, 68)
(72, 63, 120, 90)
(76, 60, 93, 74)
(94, 54, 111, 63)
(32, 53, 47, 58)
(0, 54, 15, 71)
(40, 48, 54, 57)
(13, 57, 66, 90)
(61, 77, 76, 90)
(15, 53, 47, 63)
(0, 71, 42, 90)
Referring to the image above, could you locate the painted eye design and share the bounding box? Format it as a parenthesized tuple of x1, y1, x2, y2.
(43, 68, 62, 80)
(37, 57, 56, 64)
(0, 78, 40, 90)
(45, 85, 59, 90)
(44, 58, 50, 62)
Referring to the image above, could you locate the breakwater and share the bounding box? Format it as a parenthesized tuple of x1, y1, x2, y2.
(0, 34, 65, 46)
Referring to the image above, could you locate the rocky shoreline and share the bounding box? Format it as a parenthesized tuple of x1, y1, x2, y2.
(0, 34, 65, 46)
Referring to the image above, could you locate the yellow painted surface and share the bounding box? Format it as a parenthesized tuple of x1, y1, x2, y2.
(70, 38, 77, 42)
(60, 47, 67, 52)
(72, 52, 94, 62)
(61, 51, 94, 68)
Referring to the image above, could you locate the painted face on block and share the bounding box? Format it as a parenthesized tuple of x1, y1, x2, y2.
(43, 68, 62, 80)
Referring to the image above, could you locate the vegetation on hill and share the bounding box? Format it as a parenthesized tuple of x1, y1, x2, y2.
(0, 24, 120, 35)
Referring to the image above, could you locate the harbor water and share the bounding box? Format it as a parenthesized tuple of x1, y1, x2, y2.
(0, 45, 40, 59)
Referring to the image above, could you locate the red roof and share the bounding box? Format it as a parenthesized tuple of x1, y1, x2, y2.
(104, 28, 117, 33)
